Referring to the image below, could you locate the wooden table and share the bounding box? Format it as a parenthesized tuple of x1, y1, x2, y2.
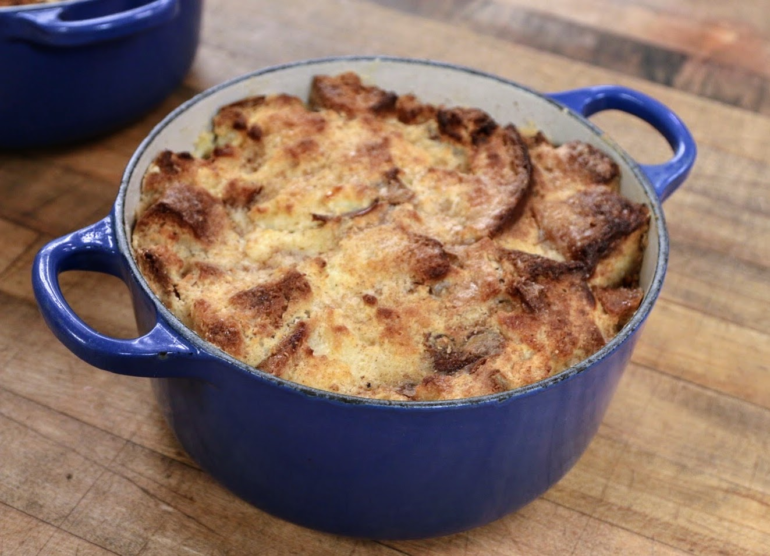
(2, 1, 769, 554)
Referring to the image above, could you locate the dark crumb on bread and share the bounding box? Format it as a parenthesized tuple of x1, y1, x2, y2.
(230, 271, 312, 329)
(258, 321, 309, 377)
(136, 182, 227, 245)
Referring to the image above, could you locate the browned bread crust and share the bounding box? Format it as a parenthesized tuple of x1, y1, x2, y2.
(132, 72, 649, 400)
(310, 73, 398, 117)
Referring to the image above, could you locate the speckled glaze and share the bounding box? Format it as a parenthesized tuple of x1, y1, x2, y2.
(0, 0, 202, 148)
(32, 57, 696, 539)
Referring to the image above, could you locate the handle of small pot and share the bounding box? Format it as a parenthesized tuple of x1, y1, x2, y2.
(32, 216, 213, 382)
(6, 0, 179, 47)
(548, 85, 696, 202)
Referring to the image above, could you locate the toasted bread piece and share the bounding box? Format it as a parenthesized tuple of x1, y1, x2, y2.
(502, 133, 650, 286)
(310, 72, 398, 117)
(533, 187, 649, 280)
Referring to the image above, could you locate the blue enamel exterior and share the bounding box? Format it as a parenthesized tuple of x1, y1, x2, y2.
(153, 336, 638, 539)
(0, 0, 202, 148)
(31, 59, 696, 539)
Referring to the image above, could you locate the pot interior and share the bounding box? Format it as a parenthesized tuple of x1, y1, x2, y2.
(119, 57, 665, 382)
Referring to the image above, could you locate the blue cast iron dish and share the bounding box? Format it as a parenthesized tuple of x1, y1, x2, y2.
(32, 57, 696, 539)
(0, 0, 202, 148)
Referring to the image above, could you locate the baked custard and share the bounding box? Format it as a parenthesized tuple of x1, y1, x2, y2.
(132, 72, 649, 401)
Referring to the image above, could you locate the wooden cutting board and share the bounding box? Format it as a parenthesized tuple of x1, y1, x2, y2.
(1, 1, 768, 554)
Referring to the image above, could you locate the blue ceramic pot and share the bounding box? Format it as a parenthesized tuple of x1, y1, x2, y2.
(0, 0, 202, 148)
(32, 57, 696, 539)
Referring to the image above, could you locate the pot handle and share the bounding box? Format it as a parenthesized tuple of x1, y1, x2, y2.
(32, 216, 215, 382)
(5, 0, 179, 47)
(547, 85, 696, 202)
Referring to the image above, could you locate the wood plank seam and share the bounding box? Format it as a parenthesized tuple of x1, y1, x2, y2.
(544, 489, 770, 556)
(678, 177, 770, 219)
(0, 239, 42, 279)
(0, 501, 57, 556)
(538, 493, 695, 553)
(0, 404, 235, 552)
(0, 384, 196, 471)
(478, 0, 770, 81)
(364, 0, 770, 115)
(35, 469, 113, 555)
(666, 233, 770, 280)
(113, 471, 226, 540)
(0, 212, 50, 239)
(654, 294, 770, 344)
(0, 500, 123, 556)
(566, 509, 595, 555)
(629, 358, 770, 415)
(375, 542, 416, 555)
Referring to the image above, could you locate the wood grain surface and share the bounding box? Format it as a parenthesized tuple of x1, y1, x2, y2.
(1, 0, 769, 554)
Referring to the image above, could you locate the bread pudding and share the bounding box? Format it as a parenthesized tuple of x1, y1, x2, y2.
(132, 72, 649, 401)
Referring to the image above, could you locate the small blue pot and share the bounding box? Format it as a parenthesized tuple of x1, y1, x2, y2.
(0, 0, 202, 148)
(31, 57, 696, 539)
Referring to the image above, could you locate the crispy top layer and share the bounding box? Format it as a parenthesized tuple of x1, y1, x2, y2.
(132, 72, 649, 400)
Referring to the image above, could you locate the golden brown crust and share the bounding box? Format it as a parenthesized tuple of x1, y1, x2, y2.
(425, 330, 505, 375)
(403, 123, 532, 243)
(557, 141, 621, 186)
(132, 72, 649, 401)
(136, 182, 227, 245)
(379, 168, 415, 205)
(229, 270, 312, 329)
(396, 94, 436, 124)
(534, 186, 650, 270)
(437, 107, 498, 146)
(594, 286, 644, 329)
(499, 250, 605, 359)
(502, 249, 589, 309)
(140, 151, 199, 203)
(190, 299, 245, 357)
(524, 139, 621, 197)
(310, 72, 397, 117)
(407, 234, 453, 283)
(258, 321, 310, 377)
(135, 247, 182, 304)
(222, 178, 263, 209)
